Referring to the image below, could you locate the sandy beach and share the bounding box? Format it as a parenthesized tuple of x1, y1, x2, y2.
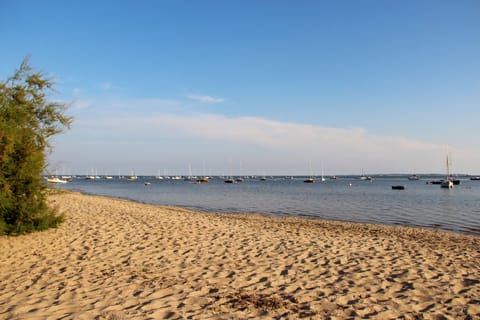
(1, 191, 479, 319)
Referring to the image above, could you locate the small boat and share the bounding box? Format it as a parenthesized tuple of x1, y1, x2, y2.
(391, 185, 405, 190)
(408, 174, 420, 180)
(359, 169, 370, 180)
(224, 177, 235, 184)
(320, 167, 326, 182)
(305, 161, 315, 183)
(235, 177, 244, 183)
(440, 154, 454, 189)
(440, 180, 454, 189)
(470, 176, 480, 181)
(144, 181, 151, 186)
(359, 175, 374, 181)
(46, 176, 68, 184)
(196, 177, 209, 183)
(126, 169, 138, 181)
(304, 177, 315, 183)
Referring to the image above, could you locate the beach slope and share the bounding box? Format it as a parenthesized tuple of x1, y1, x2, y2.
(1, 191, 479, 319)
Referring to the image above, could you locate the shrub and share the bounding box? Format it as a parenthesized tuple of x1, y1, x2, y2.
(0, 58, 72, 235)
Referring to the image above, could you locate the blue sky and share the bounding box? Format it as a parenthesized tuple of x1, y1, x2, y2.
(1, 1, 479, 175)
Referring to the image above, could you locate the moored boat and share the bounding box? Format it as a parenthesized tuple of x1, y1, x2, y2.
(440, 179, 454, 189)
(46, 176, 68, 184)
(196, 177, 209, 183)
(440, 154, 454, 189)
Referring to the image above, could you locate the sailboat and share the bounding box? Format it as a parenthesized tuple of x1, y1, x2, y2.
(303, 177, 315, 183)
(359, 169, 373, 181)
(127, 170, 138, 181)
(184, 164, 194, 181)
(196, 177, 209, 183)
(196, 161, 209, 183)
(155, 169, 164, 180)
(46, 176, 68, 184)
(304, 161, 316, 183)
(408, 169, 420, 180)
(440, 155, 454, 189)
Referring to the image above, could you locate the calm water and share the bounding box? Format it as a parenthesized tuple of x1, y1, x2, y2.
(56, 176, 480, 236)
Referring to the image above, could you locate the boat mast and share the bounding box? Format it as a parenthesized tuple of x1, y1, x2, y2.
(446, 154, 451, 180)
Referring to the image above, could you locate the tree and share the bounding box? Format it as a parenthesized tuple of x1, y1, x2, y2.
(0, 58, 72, 235)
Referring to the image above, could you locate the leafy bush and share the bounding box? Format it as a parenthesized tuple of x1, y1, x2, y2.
(0, 58, 71, 235)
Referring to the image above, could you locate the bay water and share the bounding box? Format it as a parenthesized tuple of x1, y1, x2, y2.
(56, 175, 480, 236)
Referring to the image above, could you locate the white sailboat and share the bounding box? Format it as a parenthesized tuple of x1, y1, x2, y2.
(360, 169, 373, 181)
(320, 165, 326, 182)
(46, 176, 68, 184)
(155, 169, 164, 180)
(440, 155, 454, 189)
(304, 177, 315, 183)
(304, 161, 315, 183)
(127, 170, 138, 181)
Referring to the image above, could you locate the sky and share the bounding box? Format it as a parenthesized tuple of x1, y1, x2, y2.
(1, 0, 479, 176)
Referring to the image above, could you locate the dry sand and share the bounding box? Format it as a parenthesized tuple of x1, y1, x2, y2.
(1, 191, 479, 319)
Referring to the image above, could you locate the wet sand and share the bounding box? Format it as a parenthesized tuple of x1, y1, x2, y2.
(1, 191, 479, 319)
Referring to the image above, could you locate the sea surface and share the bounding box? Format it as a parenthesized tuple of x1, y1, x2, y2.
(55, 175, 480, 236)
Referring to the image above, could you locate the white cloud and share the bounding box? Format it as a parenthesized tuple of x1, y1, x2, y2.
(50, 95, 480, 175)
(186, 94, 225, 104)
(71, 112, 480, 174)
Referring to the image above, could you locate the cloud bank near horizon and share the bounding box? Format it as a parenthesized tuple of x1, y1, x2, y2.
(51, 97, 480, 175)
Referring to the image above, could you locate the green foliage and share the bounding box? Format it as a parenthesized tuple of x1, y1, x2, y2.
(0, 58, 72, 235)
